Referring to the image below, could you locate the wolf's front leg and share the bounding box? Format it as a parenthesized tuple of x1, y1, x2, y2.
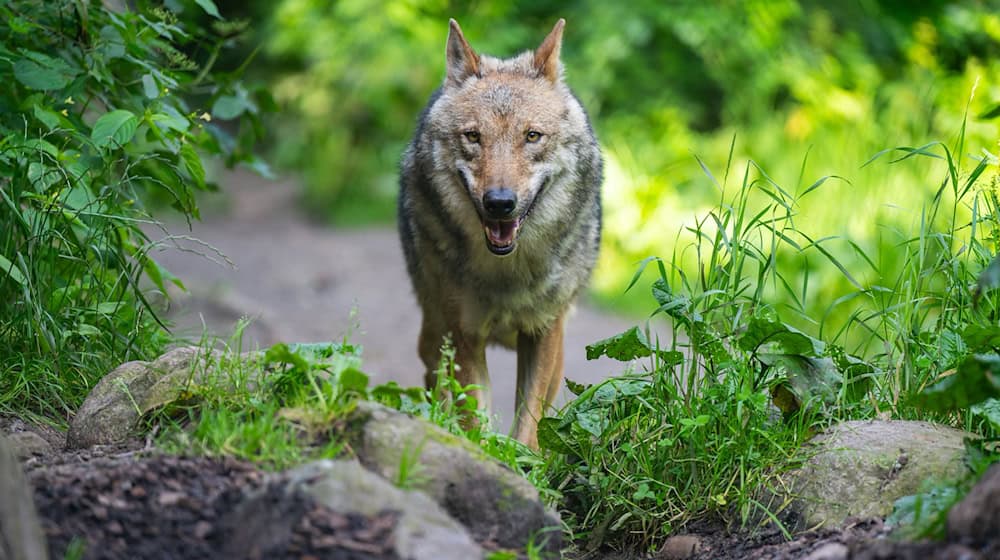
(418, 315, 491, 416)
(512, 312, 566, 449)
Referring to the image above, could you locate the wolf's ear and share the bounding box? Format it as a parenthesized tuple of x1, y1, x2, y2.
(446, 19, 480, 86)
(533, 19, 565, 83)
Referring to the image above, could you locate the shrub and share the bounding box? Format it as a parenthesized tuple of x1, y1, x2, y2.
(0, 0, 267, 422)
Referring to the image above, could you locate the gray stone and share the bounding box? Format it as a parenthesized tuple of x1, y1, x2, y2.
(804, 542, 848, 560)
(255, 459, 482, 560)
(947, 462, 1000, 543)
(67, 346, 259, 449)
(348, 401, 562, 552)
(656, 535, 701, 559)
(782, 420, 972, 530)
(6, 432, 53, 459)
(0, 435, 48, 560)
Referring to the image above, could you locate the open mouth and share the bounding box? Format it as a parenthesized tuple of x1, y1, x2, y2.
(483, 218, 521, 255)
(478, 175, 549, 256)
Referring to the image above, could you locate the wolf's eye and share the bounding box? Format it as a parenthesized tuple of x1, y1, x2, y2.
(525, 130, 543, 143)
(463, 130, 480, 143)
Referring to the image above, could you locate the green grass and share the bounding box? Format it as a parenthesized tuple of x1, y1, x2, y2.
(529, 116, 1000, 552)
(0, 0, 265, 425)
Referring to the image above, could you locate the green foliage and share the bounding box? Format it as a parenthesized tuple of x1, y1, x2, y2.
(0, 0, 266, 421)
(227, 2, 1000, 327)
(157, 334, 364, 469)
(533, 120, 1000, 550)
(156, 330, 536, 477)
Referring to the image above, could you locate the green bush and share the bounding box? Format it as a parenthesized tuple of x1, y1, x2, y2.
(0, 0, 266, 422)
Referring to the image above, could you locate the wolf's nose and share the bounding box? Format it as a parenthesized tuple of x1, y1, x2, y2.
(483, 188, 517, 219)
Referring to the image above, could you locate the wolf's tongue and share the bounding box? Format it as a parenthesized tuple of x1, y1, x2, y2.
(486, 219, 517, 246)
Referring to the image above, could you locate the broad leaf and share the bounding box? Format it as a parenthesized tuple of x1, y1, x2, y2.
(914, 354, 1000, 412)
(970, 398, 1000, 432)
(762, 354, 841, 415)
(142, 74, 159, 99)
(13, 51, 75, 90)
(194, 0, 222, 19)
(962, 324, 1000, 352)
(91, 110, 138, 149)
(212, 94, 255, 120)
(586, 326, 682, 366)
(537, 417, 574, 454)
(739, 314, 823, 356)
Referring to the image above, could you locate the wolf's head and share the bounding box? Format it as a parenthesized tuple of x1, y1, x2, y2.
(424, 19, 594, 257)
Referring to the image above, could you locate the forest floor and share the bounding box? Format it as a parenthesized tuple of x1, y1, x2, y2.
(10, 170, 996, 559)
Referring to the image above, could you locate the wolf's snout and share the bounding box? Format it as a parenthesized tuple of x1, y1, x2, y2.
(483, 188, 517, 219)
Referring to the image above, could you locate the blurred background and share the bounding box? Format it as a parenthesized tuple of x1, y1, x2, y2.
(152, 0, 1000, 425)
(190, 0, 999, 306)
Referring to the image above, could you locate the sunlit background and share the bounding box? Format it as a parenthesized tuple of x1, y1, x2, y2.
(196, 0, 1000, 329)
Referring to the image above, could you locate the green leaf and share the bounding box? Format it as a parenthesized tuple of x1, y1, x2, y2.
(338, 367, 369, 394)
(33, 105, 61, 130)
(586, 326, 682, 365)
(565, 378, 588, 396)
(27, 162, 61, 191)
(576, 409, 609, 437)
(970, 398, 1000, 432)
(914, 354, 1000, 412)
(826, 344, 876, 403)
(150, 107, 190, 133)
(537, 417, 574, 454)
(762, 354, 842, 415)
(962, 324, 1000, 353)
(0, 254, 27, 286)
(651, 278, 692, 324)
(194, 0, 223, 19)
(739, 314, 824, 356)
(91, 110, 138, 150)
(13, 51, 76, 90)
(212, 94, 254, 120)
(886, 486, 959, 539)
(142, 74, 159, 99)
(180, 143, 206, 188)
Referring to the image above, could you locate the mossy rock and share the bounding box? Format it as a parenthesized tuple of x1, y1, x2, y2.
(347, 401, 562, 552)
(67, 346, 260, 449)
(781, 420, 973, 530)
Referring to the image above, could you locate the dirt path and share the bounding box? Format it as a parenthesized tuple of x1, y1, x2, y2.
(148, 169, 639, 432)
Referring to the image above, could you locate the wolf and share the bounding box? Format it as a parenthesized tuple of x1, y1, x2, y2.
(397, 18, 602, 448)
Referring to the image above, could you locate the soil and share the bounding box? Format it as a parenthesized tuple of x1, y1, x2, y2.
(25, 447, 401, 560)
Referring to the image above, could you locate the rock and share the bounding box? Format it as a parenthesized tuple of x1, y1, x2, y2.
(656, 534, 701, 559)
(228, 459, 482, 560)
(67, 346, 259, 449)
(6, 431, 53, 459)
(782, 420, 972, 530)
(947, 462, 1000, 544)
(804, 542, 848, 560)
(348, 401, 562, 552)
(0, 434, 48, 560)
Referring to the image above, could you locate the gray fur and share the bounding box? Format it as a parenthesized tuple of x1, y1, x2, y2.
(397, 19, 602, 442)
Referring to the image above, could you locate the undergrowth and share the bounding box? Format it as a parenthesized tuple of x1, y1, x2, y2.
(534, 107, 1000, 552)
(155, 325, 531, 475)
(0, 0, 268, 424)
